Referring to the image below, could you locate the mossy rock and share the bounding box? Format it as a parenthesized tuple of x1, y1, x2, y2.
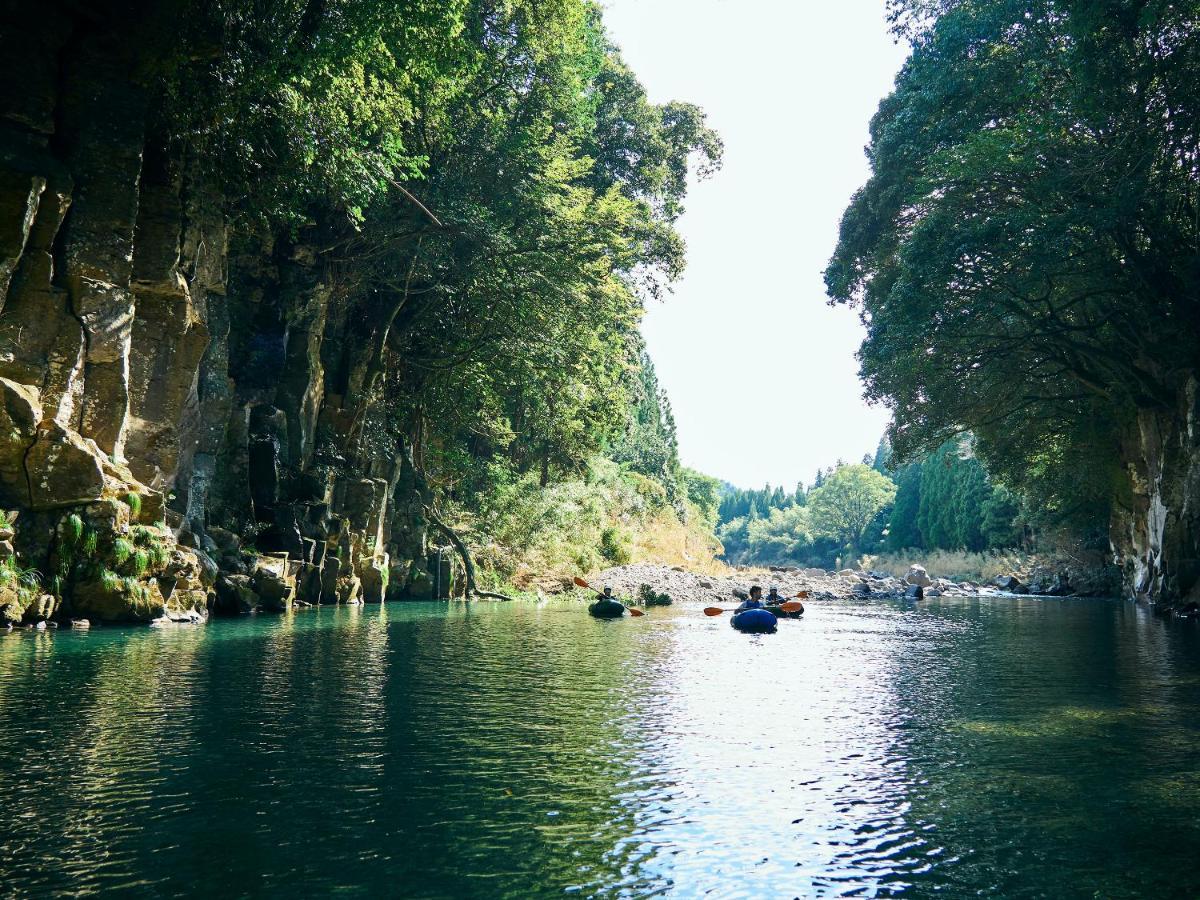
(70, 576, 165, 622)
(0, 584, 29, 625)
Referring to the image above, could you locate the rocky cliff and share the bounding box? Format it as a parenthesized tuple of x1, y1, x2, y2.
(0, 6, 445, 625)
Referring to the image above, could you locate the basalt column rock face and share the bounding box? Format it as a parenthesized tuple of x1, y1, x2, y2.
(1111, 375, 1200, 609)
(0, 7, 433, 623)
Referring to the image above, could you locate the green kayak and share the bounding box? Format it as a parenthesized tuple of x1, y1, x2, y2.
(588, 598, 627, 618)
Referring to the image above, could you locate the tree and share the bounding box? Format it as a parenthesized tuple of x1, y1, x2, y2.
(825, 0, 1200, 600)
(680, 467, 721, 529)
(885, 463, 922, 550)
(807, 464, 898, 552)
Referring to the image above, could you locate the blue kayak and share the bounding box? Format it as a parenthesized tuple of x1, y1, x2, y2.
(588, 598, 627, 618)
(730, 607, 778, 634)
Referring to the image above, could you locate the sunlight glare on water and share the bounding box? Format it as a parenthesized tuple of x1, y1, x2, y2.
(2, 597, 1200, 897)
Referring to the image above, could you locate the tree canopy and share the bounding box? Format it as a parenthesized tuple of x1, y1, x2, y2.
(825, 0, 1200, 539)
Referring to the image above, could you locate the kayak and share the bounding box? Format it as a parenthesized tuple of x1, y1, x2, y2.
(588, 598, 627, 619)
(766, 603, 803, 619)
(730, 607, 778, 634)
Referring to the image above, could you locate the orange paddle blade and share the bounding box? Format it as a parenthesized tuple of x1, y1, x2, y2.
(703, 607, 726, 616)
(573, 576, 590, 589)
(628, 607, 645, 617)
(795, 591, 810, 599)
(779, 600, 805, 613)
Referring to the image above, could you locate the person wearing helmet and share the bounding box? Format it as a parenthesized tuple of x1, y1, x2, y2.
(601, 585, 614, 598)
(766, 583, 804, 617)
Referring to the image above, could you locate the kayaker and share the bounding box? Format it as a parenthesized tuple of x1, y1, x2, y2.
(767, 584, 803, 617)
(600, 585, 615, 599)
(738, 585, 765, 611)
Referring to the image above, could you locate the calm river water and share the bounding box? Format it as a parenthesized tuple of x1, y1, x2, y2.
(2, 597, 1200, 897)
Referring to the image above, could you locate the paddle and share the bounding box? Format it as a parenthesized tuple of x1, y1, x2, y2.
(703, 593, 807, 617)
(573, 577, 645, 616)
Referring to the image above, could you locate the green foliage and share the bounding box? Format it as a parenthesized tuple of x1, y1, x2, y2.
(130, 525, 158, 547)
(148, 543, 171, 571)
(680, 468, 721, 529)
(64, 514, 83, 545)
(104, 0, 721, 581)
(466, 455, 719, 581)
(599, 526, 632, 566)
(885, 464, 923, 551)
(80, 529, 98, 558)
(124, 493, 142, 518)
(0, 558, 41, 590)
(112, 538, 134, 567)
(886, 438, 1025, 553)
(636, 584, 671, 607)
(826, 0, 1199, 542)
(610, 352, 682, 495)
(130, 550, 151, 578)
(718, 482, 804, 524)
(807, 465, 898, 553)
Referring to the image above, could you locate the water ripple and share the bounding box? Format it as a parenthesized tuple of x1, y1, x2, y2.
(2, 598, 1200, 896)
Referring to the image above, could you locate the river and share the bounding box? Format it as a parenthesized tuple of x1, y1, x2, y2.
(2, 597, 1199, 897)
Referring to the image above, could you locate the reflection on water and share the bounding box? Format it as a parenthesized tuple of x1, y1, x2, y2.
(2, 597, 1200, 897)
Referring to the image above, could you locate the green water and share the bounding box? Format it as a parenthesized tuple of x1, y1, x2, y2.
(2, 598, 1200, 898)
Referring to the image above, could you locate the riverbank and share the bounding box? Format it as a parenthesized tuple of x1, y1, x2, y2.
(582, 562, 1022, 605)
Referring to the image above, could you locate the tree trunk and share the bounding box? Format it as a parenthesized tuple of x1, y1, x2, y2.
(425, 505, 513, 601)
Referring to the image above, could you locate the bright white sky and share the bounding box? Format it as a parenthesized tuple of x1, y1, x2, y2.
(602, 0, 910, 490)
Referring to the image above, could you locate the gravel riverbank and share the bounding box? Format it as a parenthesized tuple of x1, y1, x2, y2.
(576, 562, 1011, 606)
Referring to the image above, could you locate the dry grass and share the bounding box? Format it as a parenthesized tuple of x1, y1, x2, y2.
(860, 548, 1029, 583)
(627, 508, 726, 574)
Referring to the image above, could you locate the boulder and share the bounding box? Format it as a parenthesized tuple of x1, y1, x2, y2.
(336, 575, 362, 605)
(213, 574, 259, 615)
(25, 422, 107, 509)
(906, 565, 933, 588)
(251, 555, 294, 612)
(904, 584, 924, 600)
(22, 592, 58, 622)
(994, 574, 1029, 594)
(71, 575, 166, 622)
(803, 568, 827, 577)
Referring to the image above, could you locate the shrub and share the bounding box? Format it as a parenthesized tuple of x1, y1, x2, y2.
(599, 526, 632, 565)
(637, 583, 672, 606)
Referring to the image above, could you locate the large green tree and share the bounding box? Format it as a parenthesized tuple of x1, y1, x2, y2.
(807, 464, 898, 553)
(826, 0, 1200, 600)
